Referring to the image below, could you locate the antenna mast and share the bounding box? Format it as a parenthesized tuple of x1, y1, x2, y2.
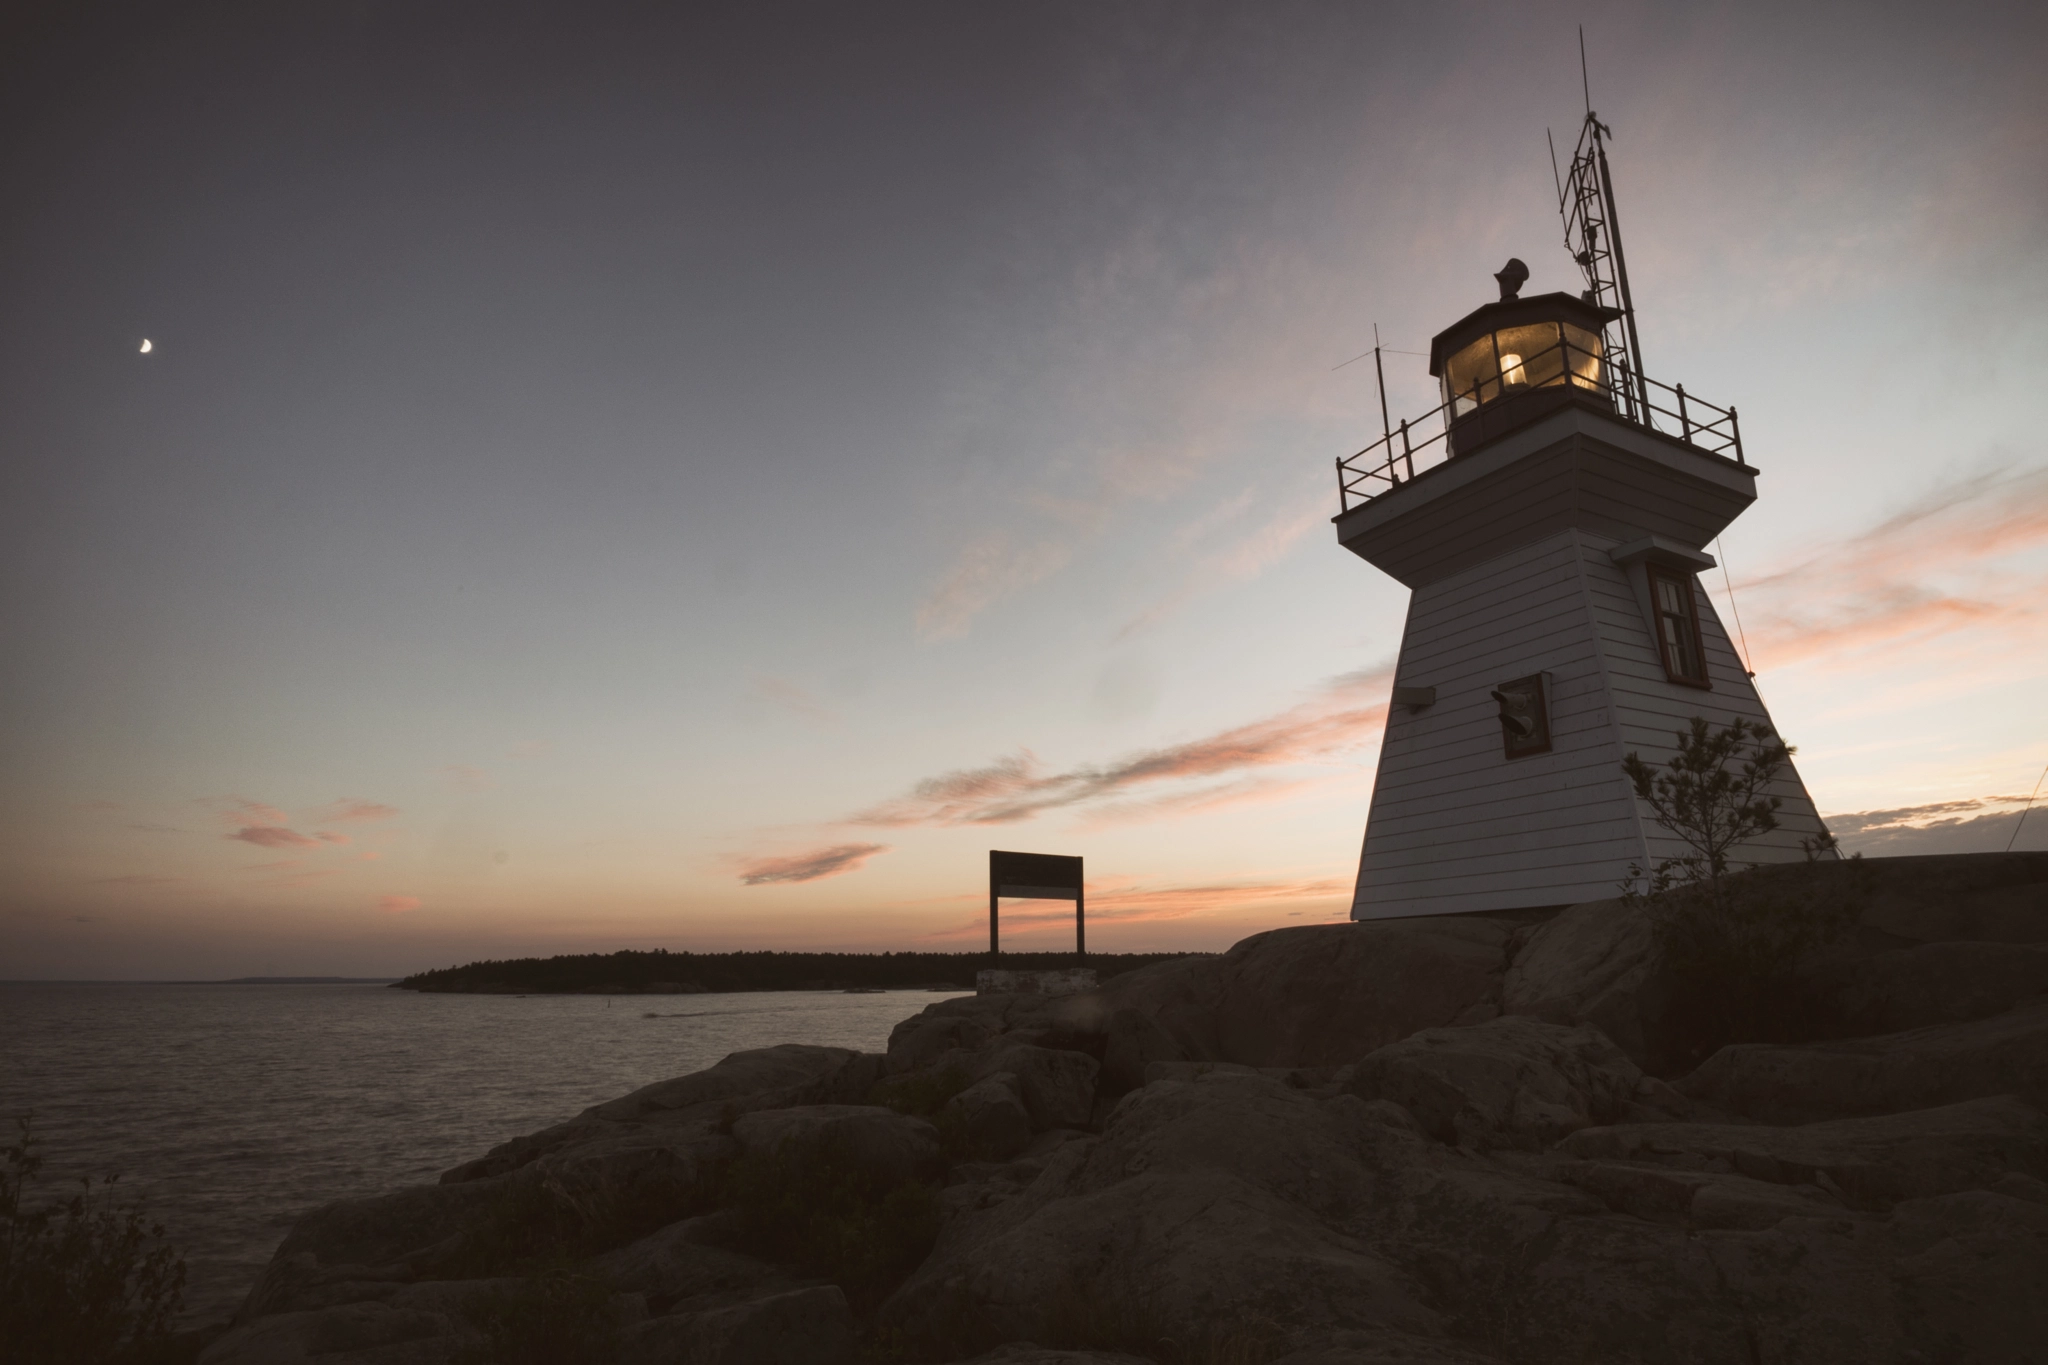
(1556, 29, 1649, 422)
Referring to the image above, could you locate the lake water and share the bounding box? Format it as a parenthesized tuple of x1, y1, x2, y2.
(0, 981, 966, 1325)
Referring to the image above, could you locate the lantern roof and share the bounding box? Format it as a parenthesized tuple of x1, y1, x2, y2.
(1427, 292, 1622, 377)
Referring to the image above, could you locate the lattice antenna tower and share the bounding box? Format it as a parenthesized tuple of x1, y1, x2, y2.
(1549, 30, 1649, 423)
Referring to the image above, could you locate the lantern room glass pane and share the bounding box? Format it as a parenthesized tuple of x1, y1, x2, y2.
(1560, 323, 1603, 389)
(1443, 323, 1606, 416)
(1443, 336, 1500, 416)
(1492, 323, 1568, 391)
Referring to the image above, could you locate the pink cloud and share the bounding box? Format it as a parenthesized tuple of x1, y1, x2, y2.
(229, 826, 320, 849)
(1735, 463, 2048, 671)
(737, 843, 890, 886)
(442, 764, 492, 790)
(378, 894, 422, 913)
(855, 667, 1392, 827)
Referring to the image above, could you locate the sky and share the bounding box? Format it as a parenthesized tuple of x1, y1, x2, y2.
(2, 0, 2044, 979)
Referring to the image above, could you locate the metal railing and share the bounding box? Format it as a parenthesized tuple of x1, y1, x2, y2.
(1335, 334, 1747, 513)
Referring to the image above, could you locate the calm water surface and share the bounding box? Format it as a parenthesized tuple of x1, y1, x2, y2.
(0, 982, 965, 1323)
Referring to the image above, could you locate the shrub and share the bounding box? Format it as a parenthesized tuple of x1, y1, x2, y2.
(1645, 862, 1872, 1067)
(0, 1116, 187, 1365)
(715, 1134, 939, 1314)
(1620, 717, 1869, 1065)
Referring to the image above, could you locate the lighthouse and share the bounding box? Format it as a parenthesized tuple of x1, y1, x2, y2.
(1335, 113, 1832, 921)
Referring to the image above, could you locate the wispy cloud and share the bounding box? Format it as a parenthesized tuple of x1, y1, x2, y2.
(1118, 489, 1327, 639)
(1825, 793, 2045, 856)
(378, 894, 422, 913)
(210, 798, 290, 829)
(312, 799, 399, 824)
(1736, 463, 2048, 672)
(1087, 874, 1352, 921)
(442, 764, 492, 790)
(737, 843, 890, 886)
(229, 826, 320, 849)
(855, 666, 1392, 827)
(752, 675, 839, 727)
(208, 794, 377, 865)
(922, 872, 1351, 942)
(916, 534, 1074, 641)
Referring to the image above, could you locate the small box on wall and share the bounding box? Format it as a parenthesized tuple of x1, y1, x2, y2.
(1491, 673, 1552, 758)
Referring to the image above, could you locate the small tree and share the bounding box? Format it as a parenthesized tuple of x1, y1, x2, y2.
(1622, 715, 1790, 902)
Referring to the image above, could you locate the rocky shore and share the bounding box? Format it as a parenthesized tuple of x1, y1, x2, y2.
(198, 852, 2048, 1364)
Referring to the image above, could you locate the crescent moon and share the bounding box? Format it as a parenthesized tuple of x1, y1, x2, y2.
(140, 339, 153, 353)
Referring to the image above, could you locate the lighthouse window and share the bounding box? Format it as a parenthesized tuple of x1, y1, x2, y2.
(1649, 569, 1710, 686)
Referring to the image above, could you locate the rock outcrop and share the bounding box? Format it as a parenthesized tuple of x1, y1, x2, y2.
(201, 851, 2048, 1365)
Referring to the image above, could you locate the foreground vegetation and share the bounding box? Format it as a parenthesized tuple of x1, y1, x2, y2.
(1, 1118, 188, 1365)
(394, 948, 1197, 994)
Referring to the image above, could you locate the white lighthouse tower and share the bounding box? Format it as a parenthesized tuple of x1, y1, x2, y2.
(1336, 114, 1831, 921)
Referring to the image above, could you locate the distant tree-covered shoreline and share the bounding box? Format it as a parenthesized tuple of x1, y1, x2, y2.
(392, 948, 1199, 995)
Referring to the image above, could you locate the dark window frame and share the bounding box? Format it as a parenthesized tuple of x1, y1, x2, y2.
(1491, 673, 1553, 760)
(1647, 567, 1712, 688)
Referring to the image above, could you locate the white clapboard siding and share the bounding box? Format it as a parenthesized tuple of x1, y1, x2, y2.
(1354, 529, 1643, 918)
(1352, 527, 1832, 920)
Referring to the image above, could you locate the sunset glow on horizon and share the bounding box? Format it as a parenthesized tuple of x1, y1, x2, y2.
(3, 3, 2043, 978)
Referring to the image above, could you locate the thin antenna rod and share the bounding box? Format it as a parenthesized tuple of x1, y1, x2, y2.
(1373, 323, 1392, 446)
(1579, 26, 1591, 115)
(1547, 127, 1565, 214)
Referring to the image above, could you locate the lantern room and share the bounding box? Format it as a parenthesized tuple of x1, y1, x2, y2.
(1428, 266, 1622, 456)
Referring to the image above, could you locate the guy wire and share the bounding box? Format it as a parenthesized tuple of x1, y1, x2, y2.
(1714, 535, 1756, 678)
(2006, 759, 2048, 853)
